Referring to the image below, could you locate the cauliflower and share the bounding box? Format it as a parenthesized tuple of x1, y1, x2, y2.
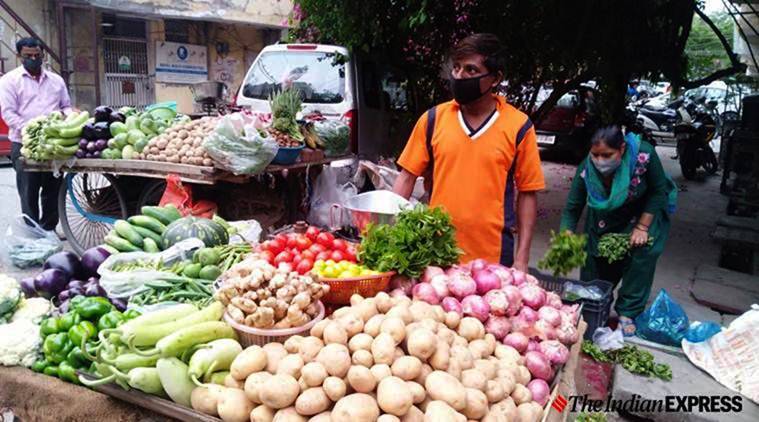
(0, 274, 22, 322)
(11, 298, 52, 324)
(0, 319, 41, 367)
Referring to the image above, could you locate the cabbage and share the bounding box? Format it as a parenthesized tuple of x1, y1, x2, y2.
(0, 275, 22, 322)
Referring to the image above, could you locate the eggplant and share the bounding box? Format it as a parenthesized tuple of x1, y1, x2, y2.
(92, 151, 102, 158)
(44, 251, 81, 279)
(67, 279, 85, 290)
(34, 268, 69, 298)
(81, 122, 98, 141)
(68, 287, 85, 298)
(109, 111, 126, 123)
(94, 106, 113, 123)
(58, 289, 73, 303)
(110, 298, 127, 312)
(75, 149, 86, 159)
(94, 139, 108, 150)
(83, 281, 103, 297)
(58, 299, 70, 314)
(93, 121, 111, 140)
(79, 139, 89, 149)
(85, 152, 93, 158)
(20, 277, 37, 298)
(86, 141, 97, 152)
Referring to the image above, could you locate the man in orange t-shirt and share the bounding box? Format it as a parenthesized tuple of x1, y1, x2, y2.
(393, 33, 545, 271)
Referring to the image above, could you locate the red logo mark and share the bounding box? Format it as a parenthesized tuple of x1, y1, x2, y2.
(552, 394, 568, 413)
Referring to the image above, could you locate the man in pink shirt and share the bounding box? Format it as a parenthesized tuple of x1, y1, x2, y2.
(0, 37, 72, 232)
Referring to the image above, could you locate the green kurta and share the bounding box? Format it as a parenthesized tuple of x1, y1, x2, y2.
(559, 141, 671, 318)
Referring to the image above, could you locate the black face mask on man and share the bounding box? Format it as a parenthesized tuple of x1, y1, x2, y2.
(23, 57, 43, 74)
(449, 72, 493, 105)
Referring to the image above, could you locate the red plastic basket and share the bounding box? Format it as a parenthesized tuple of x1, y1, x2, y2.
(316, 271, 394, 305)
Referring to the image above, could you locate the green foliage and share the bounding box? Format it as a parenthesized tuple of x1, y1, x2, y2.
(582, 341, 673, 381)
(538, 230, 588, 277)
(685, 12, 735, 79)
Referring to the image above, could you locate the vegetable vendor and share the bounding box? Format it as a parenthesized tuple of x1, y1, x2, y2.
(559, 126, 676, 336)
(0, 37, 73, 233)
(393, 33, 545, 271)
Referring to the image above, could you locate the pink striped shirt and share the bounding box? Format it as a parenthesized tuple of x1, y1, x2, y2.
(0, 66, 72, 143)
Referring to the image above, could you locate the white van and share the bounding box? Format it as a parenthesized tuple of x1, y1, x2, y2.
(236, 43, 415, 160)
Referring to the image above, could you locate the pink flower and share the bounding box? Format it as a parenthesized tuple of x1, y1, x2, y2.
(637, 153, 650, 164)
(635, 166, 646, 175)
(580, 169, 586, 179)
(631, 177, 641, 187)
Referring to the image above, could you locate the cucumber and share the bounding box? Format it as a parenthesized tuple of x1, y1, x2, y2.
(128, 215, 167, 234)
(161, 204, 182, 222)
(140, 206, 174, 225)
(131, 225, 164, 248)
(114, 220, 144, 248)
(198, 265, 222, 281)
(104, 234, 141, 252)
(182, 263, 202, 278)
(142, 237, 160, 253)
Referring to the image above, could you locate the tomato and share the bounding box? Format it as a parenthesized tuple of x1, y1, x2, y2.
(275, 234, 288, 245)
(273, 251, 293, 265)
(295, 236, 312, 251)
(316, 232, 335, 247)
(286, 236, 299, 249)
(343, 248, 357, 262)
(309, 243, 327, 254)
(301, 250, 316, 261)
(268, 239, 285, 254)
(316, 251, 331, 262)
(306, 226, 321, 241)
(296, 258, 314, 275)
(330, 250, 345, 262)
(292, 254, 303, 266)
(259, 250, 275, 263)
(332, 239, 348, 252)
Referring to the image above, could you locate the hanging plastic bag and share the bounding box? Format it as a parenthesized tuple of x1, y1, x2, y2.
(684, 321, 722, 343)
(307, 165, 357, 228)
(98, 239, 204, 299)
(159, 174, 217, 218)
(312, 120, 350, 157)
(228, 219, 263, 244)
(204, 113, 278, 175)
(634, 289, 690, 347)
(352, 160, 427, 202)
(1, 215, 62, 269)
(592, 326, 625, 351)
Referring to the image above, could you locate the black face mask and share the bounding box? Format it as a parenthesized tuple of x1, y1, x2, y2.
(23, 57, 42, 74)
(450, 73, 493, 105)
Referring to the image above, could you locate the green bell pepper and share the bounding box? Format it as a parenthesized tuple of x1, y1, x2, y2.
(43, 365, 60, 377)
(31, 359, 49, 373)
(97, 310, 124, 331)
(58, 361, 80, 384)
(123, 309, 141, 321)
(72, 297, 113, 321)
(68, 321, 97, 348)
(43, 333, 73, 364)
(58, 312, 82, 332)
(39, 318, 61, 337)
(70, 295, 86, 307)
(66, 346, 91, 369)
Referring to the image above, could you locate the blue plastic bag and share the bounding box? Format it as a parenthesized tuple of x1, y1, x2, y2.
(635, 289, 690, 346)
(684, 321, 722, 343)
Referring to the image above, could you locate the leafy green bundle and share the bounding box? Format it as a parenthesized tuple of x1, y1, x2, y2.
(582, 340, 672, 381)
(538, 230, 588, 277)
(597, 233, 654, 263)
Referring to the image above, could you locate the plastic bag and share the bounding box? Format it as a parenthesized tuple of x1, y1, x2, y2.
(159, 174, 217, 218)
(684, 321, 722, 343)
(307, 164, 357, 228)
(352, 160, 427, 203)
(564, 282, 604, 301)
(98, 239, 204, 298)
(634, 289, 690, 347)
(312, 120, 350, 157)
(228, 219, 263, 244)
(592, 326, 625, 351)
(204, 113, 279, 175)
(2, 215, 62, 269)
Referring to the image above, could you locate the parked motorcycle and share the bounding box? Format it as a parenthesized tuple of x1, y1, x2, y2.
(674, 98, 719, 180)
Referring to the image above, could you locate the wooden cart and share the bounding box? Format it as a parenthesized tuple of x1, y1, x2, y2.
(22, 156, 352, 254)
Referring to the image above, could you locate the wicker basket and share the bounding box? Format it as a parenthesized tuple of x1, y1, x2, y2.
(318, 271, 394, 305)
(223, 301, 325, 347)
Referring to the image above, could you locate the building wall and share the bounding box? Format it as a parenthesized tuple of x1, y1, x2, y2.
(0, 0, 58, 73)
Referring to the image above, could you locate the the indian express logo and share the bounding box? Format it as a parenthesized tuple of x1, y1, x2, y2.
(562, 394, 744, 413)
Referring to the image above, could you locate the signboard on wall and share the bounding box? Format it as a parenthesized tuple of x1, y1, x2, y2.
(155, 41, 208, 83)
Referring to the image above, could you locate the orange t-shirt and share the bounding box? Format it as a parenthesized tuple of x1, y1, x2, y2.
(397, 95, 545, 264)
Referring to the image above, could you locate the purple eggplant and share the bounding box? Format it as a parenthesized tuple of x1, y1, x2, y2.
(87, 276, 99, 285)
(58, 289, 73, 303)
(58, 299, 71, 314)
(86, 141, 97, 152)
(33, 268, 69, 298)
(110, 298, 127, 312)
(92, 150, 102, 158)
(85, 152, 93, 158)
(67, 279, 85, 290)
(79, 139, 89, 148)
(44, 251, 82, 279)
(75, 149, 86, 158)
(94, 139, 108, 150)
(20, 277, 37, 298)
(84, 282, 102, 297)
(67, 287, 85, 298)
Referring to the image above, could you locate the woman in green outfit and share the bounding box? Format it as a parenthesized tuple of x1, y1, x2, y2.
(560, 126, 676, 336)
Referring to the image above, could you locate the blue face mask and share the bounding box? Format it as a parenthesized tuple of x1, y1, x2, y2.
(592, 157, 622, 175)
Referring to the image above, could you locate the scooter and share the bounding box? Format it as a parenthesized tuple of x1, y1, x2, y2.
(634, 98, 686, 144)
(673, 99, 719, 180)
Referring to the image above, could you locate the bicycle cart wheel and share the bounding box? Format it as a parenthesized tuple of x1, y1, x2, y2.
(135, 179, 166, 211)
(58, 173, 128, 255)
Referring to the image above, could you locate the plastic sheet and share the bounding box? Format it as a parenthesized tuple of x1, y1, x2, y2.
(2, 215, 62, 269)
(634, 289, 690, 347)
(307, 165, 357, 228)
(204, 113, 279, 175)
(592, 326, 625, 351)
(564, 282, 605, 301)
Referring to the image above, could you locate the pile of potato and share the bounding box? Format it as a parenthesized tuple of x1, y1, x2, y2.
(192, 292, 546, 422)
(140, 116, 218, 165)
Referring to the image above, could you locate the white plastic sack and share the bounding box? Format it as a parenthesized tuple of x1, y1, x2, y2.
(352, 160, 427, 203)
(307, 164, 357, 228)
(682, 304, 759, 405)
(98, 239, 204, 299)
(229, 219, 263, 244)
(2, 215, 62, 269)
(592, 326, 625, 351)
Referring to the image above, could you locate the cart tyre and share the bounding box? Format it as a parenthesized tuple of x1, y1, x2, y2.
(135, 179, 167, 211)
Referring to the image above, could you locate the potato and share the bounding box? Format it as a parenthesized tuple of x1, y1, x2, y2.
(348, 333, 373, 353)
(514, 365, 531, 386)
(332, 307, 353, 319)
(510, 384, 532, 405)
(377, 376, 413, 416)
(349, 294, 364, 306)
(352, 349, 374, 367)
(386, 303, 413, 324)
(394, 347, 405, 361)
(231, 346, 268, 380)
(259, 374, 300, 409)
(378, 415, 401, 422)
(245, 372, 273, 403)
(347, 365, 376, 393)
(483, 333, 497, 355)
(424, 371, 467, 411)
(250, 404, 275, 422)
(409, 301, 436, 322)
(277, 354, 305, 378)
(462, 388, 488, 420)
(353, 298, 378, 322)
(450, 346, 474, 370)
(451, 335, 468, 349)
(375, 292, 393, 313)
(337, 313, 364, 337)
(429, 340, 450, 371)
(310, 319, 329, 338)
(419, 318, 438, 333)
(474, 359, 497, 380)
(446, 358, 462, 379)
(414, 363, 433, 385)
(264, 343, 289, 373)
(301, 362, 328, 387)
(371, 333, 396, 365)
(485, 380, 505, 403)
(299, 337, 324, 363)
(437, 326, 455, 346)
(323, 322, 349, 345)
(225, 373, 244, 389)
(431, 305, 446, 323)
(406, 381, 426, 404)
(331, 393, 380, 422)
(400, 405, 424, 422)
(308, 411, 332, 422)
(370, 364, 392, 383)
(407, 328, 436, 360)
(191, 384, 224, 416)
(380, 317, 406, 344)
(461, 368, 486, 391)
(316, 344, 351, 378)
(217, 388, 254, 422)
(364, 314, 385, 337)
(497, 372, 516, 395)
(516, 402, 541, 422)
(424, 400, 466, 422)
(483, 397, 517, 422)
(284, 336, 304, 353)
(444, 312, 461, 330)
(390, 355, 422, 381)
(457, 317, 485, 342)
(295, 387, 331, 416)
(273, 407, 306, 422)
(323, 376, 347, 401)
(469, 339, 489, 360)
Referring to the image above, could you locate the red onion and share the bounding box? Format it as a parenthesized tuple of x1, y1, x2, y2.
(412, 282, 440, 305)
(445, 265, 470, 278)
(484, 316, 512, 340)
(519, 284, 546, 309)
(526, 339, 541, 353)
(441, 297, 463, 315)
(510, 315, 531, 333)
(533, 319, 558, 340)
(538, 306, 562, 327)
(539, 340, 569, 365)
(461, 295, 490, 322)
(429, 274, 449, 299)
(487, 264, 514, 286)
(557, 320, 579, 345)
(525, 274, 540, 285)
(525, 351, 553, 381)
(389, 274, 416, 296)
(421, 266, 444, 283)
(448, 273, 477, 299)
(502, 285, 523, 317)
(503, 332, 529, 353)
(469, 258, 488, 273)
(546, 291, 563, 308)
(390, 288, 408, 298)
(527, 379, 551, 406)
(561, 304, 580, 324)
(484, 289, 509, 316)
(518, 307, 539, 323)
(512, 270, 526, 286)
(473, 269, 501, 295)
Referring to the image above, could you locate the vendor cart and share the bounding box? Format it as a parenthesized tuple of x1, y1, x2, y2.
(21, 156, 352, 254)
